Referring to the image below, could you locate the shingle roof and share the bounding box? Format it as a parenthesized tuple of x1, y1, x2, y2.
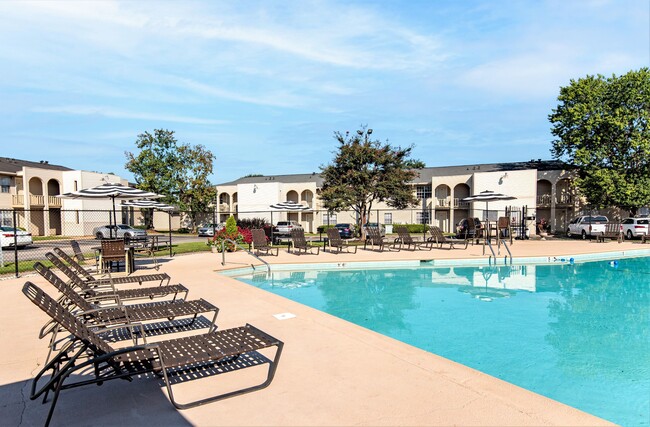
(217, 160, 573, 186)
(0, 157, 73, 174)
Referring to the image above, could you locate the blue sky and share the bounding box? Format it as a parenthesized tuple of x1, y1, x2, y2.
(0, 0, 647, 185)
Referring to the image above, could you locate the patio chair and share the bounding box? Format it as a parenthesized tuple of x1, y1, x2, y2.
(33, 262, 218, 352)
(131, 236, 160, 270)
(52, 248, 172, 287)
(496, 217, 513, 244)
(251, 229, 279, 256)
(393, 226, 433, 251)
(427, 226, 468, 250)
(364, 226, 398, 252)
(23, 282, 283, 427)
(325, 228, 357, 254)
(44, 253, 189, 303)
(465, 217, 482, 245)
(100, 239, 126, 272)
(289, 228, 319, 255)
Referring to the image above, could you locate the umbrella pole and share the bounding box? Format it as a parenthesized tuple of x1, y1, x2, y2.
(168, 211, 173, 257)
(112, 197, 117, 239)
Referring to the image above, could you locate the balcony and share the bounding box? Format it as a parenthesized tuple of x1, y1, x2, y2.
(453, 198, 470, 208)
(218, 203, 230, 211)
(537, 194, 552, 206)
(436, 198, 451, 208)
(11, 194, 23, 206)
(48, 196, 62, 207)
(29, 195, 45, 206)
(556, 194, 573, 205)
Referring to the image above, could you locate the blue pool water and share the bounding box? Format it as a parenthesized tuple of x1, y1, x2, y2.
(234, 258, 650, 426)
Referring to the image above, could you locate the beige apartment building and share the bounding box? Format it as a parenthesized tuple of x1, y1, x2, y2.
(216, 160, 579, 235)
(0, 157, 127, 236)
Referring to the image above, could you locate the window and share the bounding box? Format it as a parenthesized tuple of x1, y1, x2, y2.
(0, 177, 10, 193)
(73, 180, 78, 191)
(416, 211, 431, 224)
(384, 213, 393, 225)
(0, 210, 11, 227)
(322, 213, 337, 224)
(416, 185, 432, 199)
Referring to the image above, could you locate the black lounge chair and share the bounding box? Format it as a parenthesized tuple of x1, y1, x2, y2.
(251, 229, 279, 256)
(289, 228, 319, 255)
(53, 247, 170, 287)
(69, 240, 98, 272)
(364, 226, 398, 252)
(427, 226, 468, 250)
(325, 228, 357, 254)
(23, 282, 283, 427)
(393, 226, 433, 251)
(44, 253, 189, 303)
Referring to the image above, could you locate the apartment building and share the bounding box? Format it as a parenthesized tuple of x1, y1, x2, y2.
(216, 160, 578, 235)
(0, 157, 127, 236)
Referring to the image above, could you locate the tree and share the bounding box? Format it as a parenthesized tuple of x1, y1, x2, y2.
(319, 127, 424, 237)
(125, 129, 217, 229)
(549, 68, 650, 215)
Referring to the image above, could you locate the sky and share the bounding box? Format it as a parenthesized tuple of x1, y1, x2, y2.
(0, 0, 648, 185)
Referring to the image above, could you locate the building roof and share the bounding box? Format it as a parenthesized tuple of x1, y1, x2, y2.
(0, 157, 73, 174)
(217, 160, 574, 187)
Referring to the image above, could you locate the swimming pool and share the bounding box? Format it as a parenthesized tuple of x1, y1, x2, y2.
(232, 257, 650, 426)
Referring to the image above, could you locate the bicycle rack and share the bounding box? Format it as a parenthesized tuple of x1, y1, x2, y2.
(220, 239, 271, 274)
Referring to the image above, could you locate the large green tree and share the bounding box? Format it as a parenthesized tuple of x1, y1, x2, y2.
(320, 127, 424, 237)
(549, 68, 650, 215)
(125, 129, 216, 229)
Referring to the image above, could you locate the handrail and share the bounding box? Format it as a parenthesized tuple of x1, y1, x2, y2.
(484, 238, 496, 264)
(220, 239, 271, 274)
(498, 239, 513, 265)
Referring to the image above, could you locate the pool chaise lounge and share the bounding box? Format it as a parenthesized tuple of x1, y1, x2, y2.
(22, 281, 284, 427)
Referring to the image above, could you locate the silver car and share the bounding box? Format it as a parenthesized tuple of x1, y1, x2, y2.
(198, 223, 224, 237)
(93, 224, 148, 240)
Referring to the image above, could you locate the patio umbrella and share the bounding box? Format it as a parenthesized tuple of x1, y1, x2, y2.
(462, 190, 516, 221)
(269, 201, 310, 226)
(59, 183, 161, 238)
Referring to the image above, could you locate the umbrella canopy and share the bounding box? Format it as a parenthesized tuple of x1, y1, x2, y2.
(121, 199, 175, 211)
(462, 190, 516, 221)
(59, 183, 162, 237)
(269, 201, 310, 211)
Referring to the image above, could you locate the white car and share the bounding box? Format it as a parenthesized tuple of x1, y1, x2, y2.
(621, 217, 649, 240)
(93, 224, 148, 240)
(0, 226, 33, 248)
(198, 223, 224, 237)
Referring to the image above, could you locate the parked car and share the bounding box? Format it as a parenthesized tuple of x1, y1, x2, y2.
(273, 220, 301, 236)
(566, 215, 608, 239)
(455, 218, 482, 239)
(198, 223, 224, 237)
(93, 224, 148, 240)
(0, 226, 32, 248)
(621, 217, 649, 240)
(363, 222, 386, 237)
(334, 223, 356, 238)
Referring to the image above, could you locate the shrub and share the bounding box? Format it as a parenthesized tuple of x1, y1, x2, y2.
(237, 217, 269, 229)
(209, 217, 252, 251)
(177, 227, 191, 234)
(316, 224, 337, 233)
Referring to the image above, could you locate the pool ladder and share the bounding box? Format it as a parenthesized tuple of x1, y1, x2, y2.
(220, 239, 271, 274)
(486, 238, 512, 265)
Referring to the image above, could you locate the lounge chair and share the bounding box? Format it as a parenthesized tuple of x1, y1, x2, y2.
(51, 248, 172, 287)
(393, 226, 433, 251)
(364, 226, 398, 252)
(289, 228, 319, 255)
(251, 229, 279, 256)
(33, 262, 218, 353)
(427, 226, 468, 249)
(23, 282, 283, 427)
(69, 240, 98, 272)
(325, 228, 357, 254)
(44, 253, 189, 303)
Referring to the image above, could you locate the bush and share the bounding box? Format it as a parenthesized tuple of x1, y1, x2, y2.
(177, 227, 191, 234)
(397, 224, 429, 233)
(209, 216, 252, 251)
(237, 217, 269, 229)
(316, 224, 337, 233)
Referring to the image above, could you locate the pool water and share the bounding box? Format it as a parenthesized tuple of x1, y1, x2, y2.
(235, 258, 650, 426)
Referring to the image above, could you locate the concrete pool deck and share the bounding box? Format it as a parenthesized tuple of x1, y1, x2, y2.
(2, 238, 639, 426)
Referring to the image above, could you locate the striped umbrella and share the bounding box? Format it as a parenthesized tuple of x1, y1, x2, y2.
(121, 199, 175, 211)
(462, 190, 516, 221)
(59, 183, 161, 237)
(269, 201, 310, 211)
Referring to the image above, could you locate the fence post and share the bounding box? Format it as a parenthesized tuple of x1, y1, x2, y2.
(13, 209, 18, 278)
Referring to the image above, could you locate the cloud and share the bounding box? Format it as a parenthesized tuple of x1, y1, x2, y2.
(33, 105, 227, 125)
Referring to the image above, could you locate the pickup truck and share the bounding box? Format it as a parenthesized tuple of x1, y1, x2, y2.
(566, 215, 608, 239)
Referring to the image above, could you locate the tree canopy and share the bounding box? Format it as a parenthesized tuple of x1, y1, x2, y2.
(319, 127, 424, 236)
(125, 129, 216, 228)
(549, 68, 650, 215)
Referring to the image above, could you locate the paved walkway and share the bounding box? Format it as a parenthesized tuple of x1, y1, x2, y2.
(3, 238, 640, 426)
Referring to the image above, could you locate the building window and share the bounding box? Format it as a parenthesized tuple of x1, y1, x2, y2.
(322, 213, 337, 224)
(0, 177, 10, 193)
(416, 185, 432, 199)
(0, 210, 11, 226)
(384, 213, 393, 225)
(74, 180, 78, 191)
(416, 211, 431, 224)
